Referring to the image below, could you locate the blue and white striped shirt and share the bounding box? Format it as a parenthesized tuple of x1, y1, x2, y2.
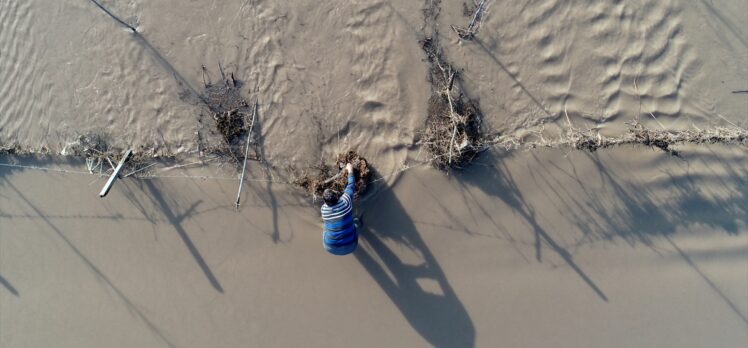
(321, 173, 357, 255)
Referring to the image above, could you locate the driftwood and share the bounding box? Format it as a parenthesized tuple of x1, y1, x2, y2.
(99, 149, 132, 197)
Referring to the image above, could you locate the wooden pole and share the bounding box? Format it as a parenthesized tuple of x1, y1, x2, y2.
(99, 150, 133, 197)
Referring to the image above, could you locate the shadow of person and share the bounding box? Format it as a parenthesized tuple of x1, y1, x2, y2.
(355, 178, 476, 348)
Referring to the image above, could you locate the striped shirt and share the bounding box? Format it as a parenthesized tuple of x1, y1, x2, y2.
(321, 173, 357, 255)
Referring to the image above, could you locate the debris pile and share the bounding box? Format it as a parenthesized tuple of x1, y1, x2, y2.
(419, 37, 486, 169)
(293, 151, 371, 202)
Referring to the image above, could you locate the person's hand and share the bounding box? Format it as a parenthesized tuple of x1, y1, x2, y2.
(345, 163, 354, 173)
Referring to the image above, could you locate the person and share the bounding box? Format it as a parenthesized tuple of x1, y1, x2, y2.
(321, 162, 359, 255)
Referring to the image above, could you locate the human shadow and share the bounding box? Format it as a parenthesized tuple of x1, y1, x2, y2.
(356, 177, 476, 347)
(0, 273, 19, 296)
(457, 152, 609, 302)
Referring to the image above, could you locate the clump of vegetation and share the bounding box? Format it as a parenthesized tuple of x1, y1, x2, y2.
(418, 37, 486, 169)
(292, 151, 372, 203)
(198, 67, 256, 164)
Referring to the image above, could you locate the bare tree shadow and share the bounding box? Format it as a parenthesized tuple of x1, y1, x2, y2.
(356, 177, 476, 347)
(575, 151, 748, 324)
(88, 0, 206, 105)
(245, 104, 286, 244)
(456, 152, 609, 302)
(140, 180, 224, 293)
(472, 37, 554, 119)
(665, 236, 748, 325)
(461, 148, 747, 322)
(1, 177, 176, 347)
(0, 273, 19, 296)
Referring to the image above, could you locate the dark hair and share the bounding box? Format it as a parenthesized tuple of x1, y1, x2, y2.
(323, 189, 339, 206)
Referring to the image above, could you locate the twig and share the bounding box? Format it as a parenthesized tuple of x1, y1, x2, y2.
(564, 103, 573, 130)
(445, 69, 459, 165)
(235, 100, 258, 210)
(322, 159, 362, 185)
(451, 0, 489, 40)
(715, 113, 746, 131)
(124, 162, 157, 178)
(106, 157, 116, 170)
(649, 111, 666, 131)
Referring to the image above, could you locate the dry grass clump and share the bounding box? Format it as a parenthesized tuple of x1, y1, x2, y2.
(292, 151, 371, 202)
(61, 133, 154, 176)
(419, 37, 486, 169)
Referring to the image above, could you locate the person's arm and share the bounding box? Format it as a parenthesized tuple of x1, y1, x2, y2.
(344, 163, 355, 197)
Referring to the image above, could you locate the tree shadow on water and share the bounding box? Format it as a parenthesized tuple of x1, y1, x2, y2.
(356, 178, 476, 347)
(0, 273, 19, 296)
(458, 149, 747, 323)
(139, 180, 224, 293)
(456, 153, 609, 302)
(0, 176, 176, 347)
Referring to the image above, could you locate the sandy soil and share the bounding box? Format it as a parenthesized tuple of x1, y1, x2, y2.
(1, 0, 747, 347)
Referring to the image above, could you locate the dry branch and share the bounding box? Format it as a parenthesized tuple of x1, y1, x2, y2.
(419, 37, 487, 170)
(490, 121, 748, 156)
(452, 0, 490, 40)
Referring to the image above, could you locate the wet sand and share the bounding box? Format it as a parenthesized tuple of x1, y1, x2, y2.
(2, 146, 747, 347)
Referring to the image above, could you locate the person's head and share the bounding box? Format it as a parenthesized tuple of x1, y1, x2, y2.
(323, 188, 339, 206)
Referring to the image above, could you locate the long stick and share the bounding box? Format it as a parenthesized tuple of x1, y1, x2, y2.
(99, 149, 133, 197)
(235, 101, 258, 209)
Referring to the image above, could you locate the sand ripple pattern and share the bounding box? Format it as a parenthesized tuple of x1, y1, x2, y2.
(1, 0, 744, 169)
(0, 0, 53, 149)
(454, 0, 746, 139)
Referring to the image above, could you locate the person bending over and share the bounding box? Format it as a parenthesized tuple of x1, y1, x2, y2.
(321, 163, 359, 255)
